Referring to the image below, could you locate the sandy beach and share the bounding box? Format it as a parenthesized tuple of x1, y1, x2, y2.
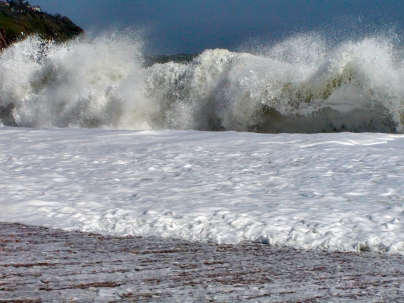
(1, 222, 404, 302)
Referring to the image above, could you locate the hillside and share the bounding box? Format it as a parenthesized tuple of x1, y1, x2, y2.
(0, 4, 83, 50)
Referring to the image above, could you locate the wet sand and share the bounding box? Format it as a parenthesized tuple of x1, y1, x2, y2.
(1, 222, 404, 302)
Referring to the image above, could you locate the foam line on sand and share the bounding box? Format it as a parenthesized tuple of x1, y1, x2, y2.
(1, 222, 404, 302)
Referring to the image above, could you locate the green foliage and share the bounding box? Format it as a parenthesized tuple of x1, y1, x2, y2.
(0, 6, 83, 43)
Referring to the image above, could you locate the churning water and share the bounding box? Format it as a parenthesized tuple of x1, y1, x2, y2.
(1, 32, 404, 133)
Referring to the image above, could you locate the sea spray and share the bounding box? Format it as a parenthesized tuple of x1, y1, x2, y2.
(1, 32, 404, 132)
(0, 33, 145, 128)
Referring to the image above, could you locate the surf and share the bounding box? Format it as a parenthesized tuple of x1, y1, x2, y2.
(1, 32, 404, 133)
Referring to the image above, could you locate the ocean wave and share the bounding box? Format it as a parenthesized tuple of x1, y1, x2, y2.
(1, 33, 404, 133)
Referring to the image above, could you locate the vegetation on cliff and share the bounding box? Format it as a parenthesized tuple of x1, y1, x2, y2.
(0, 4, 83, 50)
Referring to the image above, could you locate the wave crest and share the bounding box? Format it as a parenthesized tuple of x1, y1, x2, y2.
(1, 33, 403, 133)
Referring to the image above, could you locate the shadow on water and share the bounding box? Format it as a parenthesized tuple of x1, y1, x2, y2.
(247, 104, 398, 134)
(0, 101, 398, 133)
(142, 54, 198, 68)
(0, 103, 19, 127)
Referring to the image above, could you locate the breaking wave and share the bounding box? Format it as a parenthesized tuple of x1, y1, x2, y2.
(1, 32, 404, 133)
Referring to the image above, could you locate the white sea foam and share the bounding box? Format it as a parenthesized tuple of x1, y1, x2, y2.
(2, 32, 404, 254)
(1, 33, 404, 132)
(1, 128, 404, 254)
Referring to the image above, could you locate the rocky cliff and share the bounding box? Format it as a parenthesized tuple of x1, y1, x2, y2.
(0, 5, 83, 51)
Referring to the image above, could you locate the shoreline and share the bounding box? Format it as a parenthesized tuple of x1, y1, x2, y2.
(1, 222, 404, 302)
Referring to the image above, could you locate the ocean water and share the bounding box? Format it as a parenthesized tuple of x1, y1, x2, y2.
(2, 128, 404, 254)
(2, 33, 404, 254)
(1, 32, 404, 133)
